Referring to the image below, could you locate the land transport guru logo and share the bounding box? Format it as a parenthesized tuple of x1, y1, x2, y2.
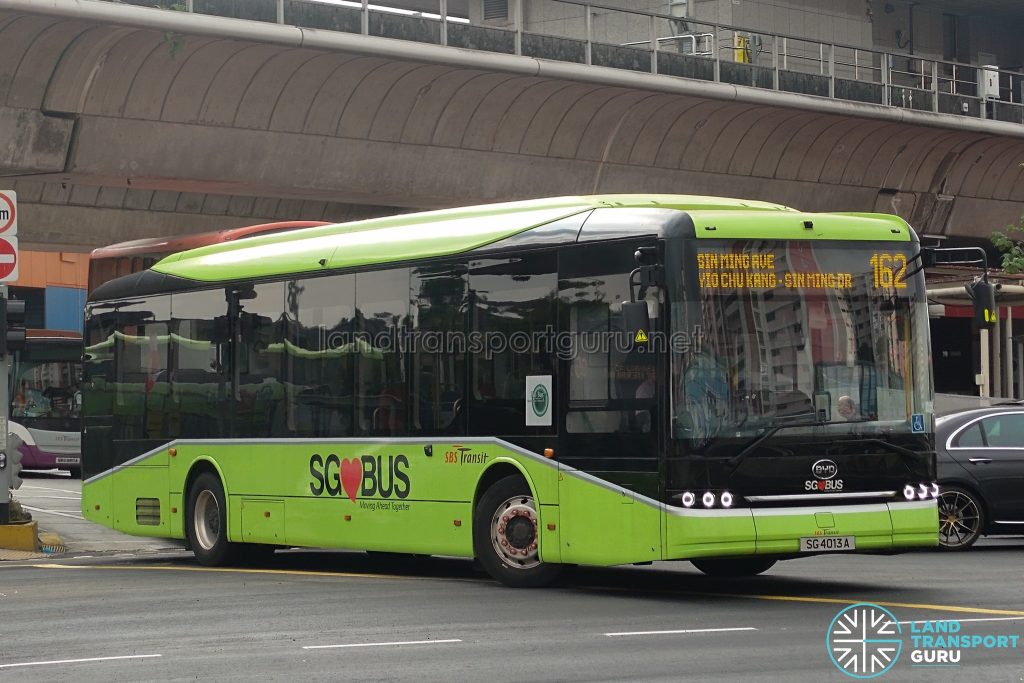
(826, 602, 1022, 678)
(827, 603, 902, 678)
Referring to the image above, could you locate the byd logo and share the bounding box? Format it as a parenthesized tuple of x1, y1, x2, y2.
(813, 459, 838, 480)
(309, 454, 410, 502)
(805, 459, 843, 492)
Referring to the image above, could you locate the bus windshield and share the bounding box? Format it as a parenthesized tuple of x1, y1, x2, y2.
(11, 340, 83, 432)
(672, 240, 931, 449)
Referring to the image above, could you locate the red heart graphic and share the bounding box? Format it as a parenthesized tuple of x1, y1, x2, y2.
(818, 480, 827, 491)
(340, 458, 362, 503)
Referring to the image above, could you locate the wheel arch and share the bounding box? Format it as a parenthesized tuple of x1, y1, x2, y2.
(939, 478, 992, 533)
(472, 458, 542, 553)
(473, 459, 539, 512)
(182, 456, 229, 540)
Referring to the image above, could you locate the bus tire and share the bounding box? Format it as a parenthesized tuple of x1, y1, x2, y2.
(473, 475, 562, 588)
(186, 471, 238, 566)
(691, 558, 777, 577)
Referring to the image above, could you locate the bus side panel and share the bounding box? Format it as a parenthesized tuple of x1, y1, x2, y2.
(283, 497, 472, 556)
(889, 501, 939, 548)
(663, 511, 757, 559)
(164, 440, 565, 557)
(557, 470, 660, 566)
(81, 476, 113, 528)
(110, 464, 170, 538)
(170, 441, 517, 556)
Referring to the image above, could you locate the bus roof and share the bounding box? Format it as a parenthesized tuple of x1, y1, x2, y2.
(102, 195, 909, 291)
(89, 221, 330, 259)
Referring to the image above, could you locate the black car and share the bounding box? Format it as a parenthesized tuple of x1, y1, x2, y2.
(936, 406, 1024, 549)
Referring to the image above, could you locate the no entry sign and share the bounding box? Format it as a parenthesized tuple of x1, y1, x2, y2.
(0, 190, 16, 236)
(0, 236, 19, 281)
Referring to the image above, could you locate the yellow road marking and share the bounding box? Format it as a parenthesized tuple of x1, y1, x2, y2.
(28, 563, 408, 580)
(23, 563, 1024, 617)
(732, 593, 1024, 617)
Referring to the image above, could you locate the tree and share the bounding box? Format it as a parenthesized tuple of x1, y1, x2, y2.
(991, 215, 1024, 274)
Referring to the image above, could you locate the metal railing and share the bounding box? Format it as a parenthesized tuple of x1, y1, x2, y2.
(108, 0, 1024, 125)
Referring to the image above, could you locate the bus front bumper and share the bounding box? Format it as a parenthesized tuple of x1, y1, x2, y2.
(665, 499, 938, 560)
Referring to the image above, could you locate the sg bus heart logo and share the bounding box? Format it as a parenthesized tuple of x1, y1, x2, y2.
(340, 458, 362, 502)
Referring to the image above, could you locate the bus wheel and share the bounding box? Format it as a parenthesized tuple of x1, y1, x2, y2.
(473, 475, 562, 588)
(691, 558, 777, 577)
(186, 472, 237, 566)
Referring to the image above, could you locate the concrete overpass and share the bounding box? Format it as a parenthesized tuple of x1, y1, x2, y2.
(2, 0, 1024, 251)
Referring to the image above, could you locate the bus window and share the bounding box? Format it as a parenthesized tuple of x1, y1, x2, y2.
(237, 283, 286, 437)
(560, 241, 658, 438)
(468, 253, 557, 435)
(287, 274, 356, 438)
(355, 269, 410, 436)
(110, 297, 170, 445)
(170, 290, 227, 439)
(411, 263, 468, 436)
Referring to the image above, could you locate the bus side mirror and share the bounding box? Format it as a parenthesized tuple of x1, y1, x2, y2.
(622, 301, 651, 343)
(965, 278, 997, 328)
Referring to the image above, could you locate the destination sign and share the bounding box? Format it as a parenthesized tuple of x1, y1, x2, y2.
(697, 251, 908, 291)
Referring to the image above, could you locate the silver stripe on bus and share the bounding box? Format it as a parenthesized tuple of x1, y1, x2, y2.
(744, 491, 897, 502)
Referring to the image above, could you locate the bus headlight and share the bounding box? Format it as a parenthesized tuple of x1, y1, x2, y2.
(720, 491, 734, 508)
(918, 483, 929, 500)
(702, 491, 716, 508)
(903, 484, 916, 501)
(681, 491, 695, 508)
(931, 483, 940, 498)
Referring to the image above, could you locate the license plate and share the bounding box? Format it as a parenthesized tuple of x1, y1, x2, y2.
(800, 535, 855, 552)
(56, 457, 79, 465)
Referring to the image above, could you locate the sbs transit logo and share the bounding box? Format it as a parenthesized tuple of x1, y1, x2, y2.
(827, 603, 902, 678)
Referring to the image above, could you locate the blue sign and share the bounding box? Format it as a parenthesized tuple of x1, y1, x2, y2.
(910, 414, 925, 433)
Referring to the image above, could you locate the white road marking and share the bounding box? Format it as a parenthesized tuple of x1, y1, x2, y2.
(22, 485, 80, 496)
(18, 495, 81, 501)
(303, 639, 462, 650)
(605, 627, 758, 637)
(0, 654, 162, 669)
(21, 505, 84, 520)
(899, 616, 1024, 625)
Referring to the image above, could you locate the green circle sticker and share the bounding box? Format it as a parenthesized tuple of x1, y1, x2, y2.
(531, 383, 549, 417)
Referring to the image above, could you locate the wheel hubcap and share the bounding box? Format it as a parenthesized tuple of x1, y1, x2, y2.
(490, 495, 540, 570)
(937, 491, 980, 548)
(194, 490, 220, 551)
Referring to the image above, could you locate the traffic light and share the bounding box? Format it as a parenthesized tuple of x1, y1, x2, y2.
(7, 431, 24, 490)
(965, 276, 997, 328)
(0, 294, 26, 356)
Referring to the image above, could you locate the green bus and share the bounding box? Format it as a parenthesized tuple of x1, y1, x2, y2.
(82, 195, 939, 586)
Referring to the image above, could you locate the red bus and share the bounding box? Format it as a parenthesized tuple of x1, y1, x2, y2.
(88, 221, 329, 293)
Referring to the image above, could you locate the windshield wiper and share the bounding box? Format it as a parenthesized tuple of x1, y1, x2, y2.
(724, 416, 880, 467)
(726, 412, 824, 468)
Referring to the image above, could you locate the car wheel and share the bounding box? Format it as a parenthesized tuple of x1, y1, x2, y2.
(937, 486, 983, 550)
(691, 558, 777, 577)
(473, 475, 562, 588)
